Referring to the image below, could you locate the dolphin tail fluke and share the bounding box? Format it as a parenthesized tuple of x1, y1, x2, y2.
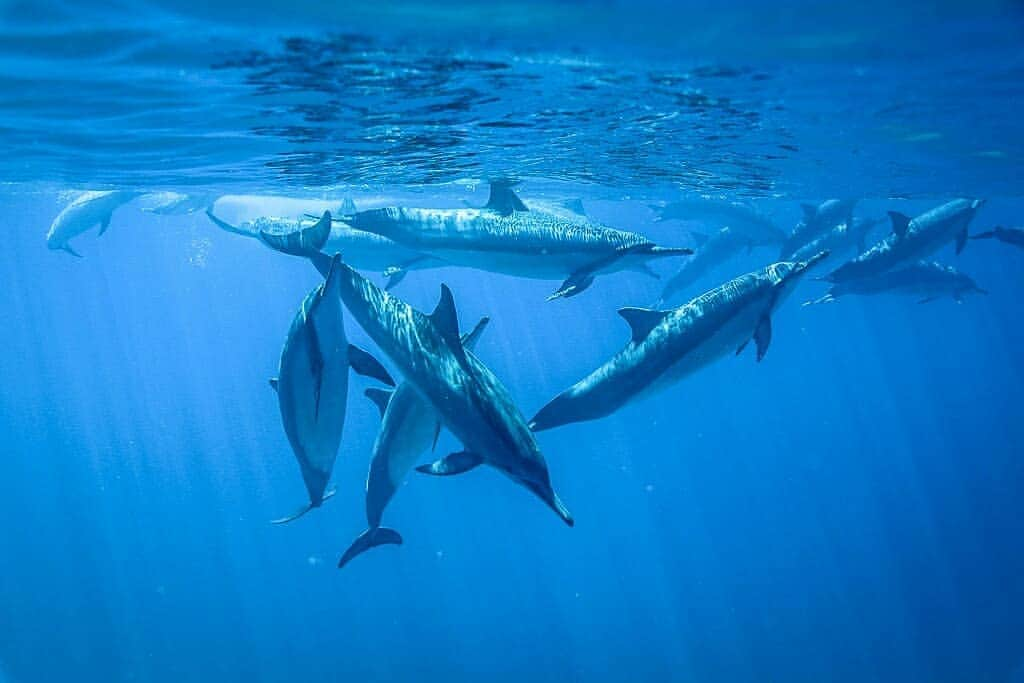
(337, 527, 403, 569)
(61, 244, 83, 258)
(270, 488, 337, 525)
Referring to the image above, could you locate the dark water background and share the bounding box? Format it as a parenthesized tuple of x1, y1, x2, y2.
(1, 1, 1024, 681)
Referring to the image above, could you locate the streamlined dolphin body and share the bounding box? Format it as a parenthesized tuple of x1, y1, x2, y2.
(269, 240, 394, 524)
(140, 192, 219, 215)
(805, 261, 987, 305)
(972, 226, 1024, 250)
(205, 210, 440, 288)
(530, 252, 829, 432)
(260, 213, 573, 558)
(46, 190, 141, 256)
(658, 226, 756, 305)
(779, 199, 857, 259)
(338, 317, 490, 569)
(650, 198, 786, 247)
(339, 182, 691, 300)
(787, 216, 883, 270)
(826, 199, 985, 285)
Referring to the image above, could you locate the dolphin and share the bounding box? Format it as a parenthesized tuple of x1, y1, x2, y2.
(139, 191, 219, 215)
(826, 199, 985, 284)
(530, 252, 830, 432)
(46, 190, 142, 256)
(269, 237, 395, 524)
(649, 198, 787, 247)
(804, 261, 987, 305)
(338, 316, 491, 569)
(779, 199, 857, 259)
(657, 226, 751, 305)
(259, 212, 574, 554)
(787, 216, 884, 269)
(972, 226, 1024, 250)
(205, 209, 442, 289)
(336, 181, 691, 300)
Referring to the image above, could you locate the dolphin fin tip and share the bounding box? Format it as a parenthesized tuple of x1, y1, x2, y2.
(337, 527, 403, 569)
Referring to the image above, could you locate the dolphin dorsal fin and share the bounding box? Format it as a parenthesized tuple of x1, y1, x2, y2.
(888, 211, 911, 239)
(364, 387, 393, 418)
(485, 180, 528, 216)
(561, 198, 586, 216)
(800, 204, 817, 222)
(268, 378, 279, 392)
(430, 284, 463, 349)
(618, 307, 669, 343)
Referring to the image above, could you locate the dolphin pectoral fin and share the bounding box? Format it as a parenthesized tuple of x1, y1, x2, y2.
(735, 340, 749, 355)
(383, 266, 408, 290)
(971, 230, 996, 240)
(630, 263, 661, 280)
(365, 387, 393, 418)
(348, 344, 395, 386)
(338, 527, 403, 569)
(268, 377, 279, 392)
(618, 307, 669, 343)
(97, 212, 113, 236)
(754, 315, 772, 362)
(61, 244, 83, 258)
(416, 451, 483, 476)
(549, 271, 595, 301)
(918, 296, 939, 304)
(888, 211, 911, 239)
(205, 208, 249, 236)
(431, 422, 442, 452)
(955, 227, 968, 255)
(484, 179, 529, 215)
(270, 489, 335, 525)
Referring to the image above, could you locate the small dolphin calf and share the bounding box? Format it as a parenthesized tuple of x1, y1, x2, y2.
(972, 226, 1024, 251)
(658, 226, 750, 305)
(206, 209, 440, 288)
(827, 199, 985, 284)
(260, 212, 574, 558)
(269, 235, 394, 524)
(46, 190, 141, 256)
(805, 261, 987, 305)
(339, 182, 691, 300)
(530, 252, 829, 432)
(338, 316, 490, 569)
(650, 198, 787, 247)
(779, 199, 857, 259)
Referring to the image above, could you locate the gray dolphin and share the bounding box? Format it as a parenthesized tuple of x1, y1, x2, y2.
(804, 261, 987, 305)
(205, 209, 442, 289)
(530, 252, 830, 432)
(649, 198, 786, 246)
(259, 212, 574, 556)
(657, 226, 751, 305)
(779, 199, 857, 259)
(337, 182, 691, 300)
(972, 226, 1024, 250)
(787, 216, 884, 270)
(826, 199, 985, 284)
(46, 190, 142, 256)
(338, 316, 491, 569)
(269, 235, 395, 524)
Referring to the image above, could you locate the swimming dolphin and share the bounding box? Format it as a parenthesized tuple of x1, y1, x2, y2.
(805, 261, 987, 305)
(338, 316, 490, 569)
(826, 199, 985, 284)
(779, 199, 857, 259)
(657, 227, 752, 305)
(649, 198, 787, 247)
(269, 237, 395, 524)
(46, 190, 141, 256)
(259, 212, 574, 553)
(336, 181, 691, 300)
(205, 209, 441, 289)
(530, 251, 830, 432)
(140, 191, 219, 215)
(787, 216, 884, 269)
(972, 226, 1024, 250)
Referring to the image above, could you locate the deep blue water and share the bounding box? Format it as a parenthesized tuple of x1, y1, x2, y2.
(2, 2, 1024, 682)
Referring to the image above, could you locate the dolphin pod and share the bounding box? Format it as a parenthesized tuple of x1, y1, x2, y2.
(336, 181, 692, 300)
(805, 261, 987, 306)
(530, 251, 830, 432)
(260, 212, 574, 550)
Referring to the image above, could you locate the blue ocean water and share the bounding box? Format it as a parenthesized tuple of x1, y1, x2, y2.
(2, 1, 1024, 682)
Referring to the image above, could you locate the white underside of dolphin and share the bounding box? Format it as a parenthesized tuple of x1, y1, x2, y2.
(46, 190, 141, 256)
